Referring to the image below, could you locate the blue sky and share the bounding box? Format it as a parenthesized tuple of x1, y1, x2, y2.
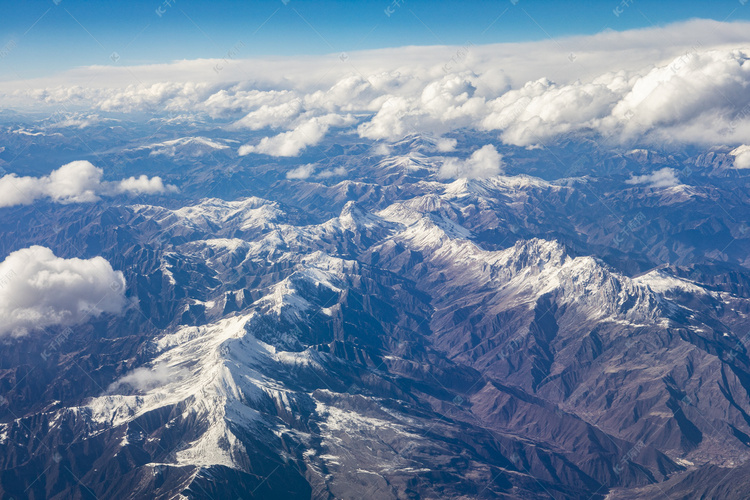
(1, 0, 749, 79)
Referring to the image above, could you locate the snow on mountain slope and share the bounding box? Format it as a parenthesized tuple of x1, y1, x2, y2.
(377, 194, 471, 243)
(87, 312, 322, 468)
(332, 201, 385, 233)
(8, 132, 750, 499)
(375, 152, 434, 173)
(379, 222, 664, 326)
(132, 136, 234, 156)
(256, 260, 345, 319)
(87, 249, 352, 429)
(131, 196, 283, 235)
(635, 269, 714, 296)
(442, 174, 559, 199)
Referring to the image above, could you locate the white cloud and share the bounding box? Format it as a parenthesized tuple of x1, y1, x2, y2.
(116, 175, 175, 194)
(286, 164, 316, 180)
(3, 20, 750, 150)
(46, 161, 104, 202)
(482, 77, 620, 146)
(316, 166, 347, 179)
(47, 113, 106, 129)
(730, 145, 750, 169)
(0, 161, 176, 208)
(476, 47, 750, 147)
(233, 99, 302, 130)
(435, 137, 458, 152)
(97, 82, 216, 113)
(372, 143, 392, 156)
(438, 145, 503, 179)
(107, 363, 188, 393)
(357, 96, 412, 140)
(605, 49, 750, 145)
(626, 167, 680, 188)
(200, 88, 295, 119)
(357, 74, 486, 141)
(239, 114, 355, 157)
(0, 246, 127, 337)
(285, 163, 347, 180)
(6, 19, 746, 99)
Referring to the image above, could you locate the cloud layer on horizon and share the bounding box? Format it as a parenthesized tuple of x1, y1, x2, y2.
(2, 20, 750, 156)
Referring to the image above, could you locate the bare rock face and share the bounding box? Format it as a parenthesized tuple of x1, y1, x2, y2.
(3, 128, 750, 499)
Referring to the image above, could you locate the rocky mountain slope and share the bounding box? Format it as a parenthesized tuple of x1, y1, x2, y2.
(2, 124, 750, 498)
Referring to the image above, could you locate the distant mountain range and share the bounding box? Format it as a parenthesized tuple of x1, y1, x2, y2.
(2, 118, 750, 499)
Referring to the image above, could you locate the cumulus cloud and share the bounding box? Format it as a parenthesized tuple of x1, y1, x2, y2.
(316, 166, 347, 179)
(233, 99, 302, 130)
(372, 143, 392, 156)
(285, 163, 347, 180)
(106, 363, 188, 393)
(98, 82, 216, 113)
(238, 114, 355, 157)
(0, 246, 127, 336)
(626, 167, 680, 188)
(0, 161, 177, 208)
(357, 47, 750, 148)
(731, 145, 750, 169)
(47, 113, 107, 129)
(286, 164, 316, 180)
(237, 46, 748, 149)
(435, 137, 458, 152)
(482, 77, 621, 146)
(357, 75, 486, 141)
(438, 145, 503, 179)
(116, 175, 174, 194)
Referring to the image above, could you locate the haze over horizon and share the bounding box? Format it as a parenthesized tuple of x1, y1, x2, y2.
(2, 0, 749, 79)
